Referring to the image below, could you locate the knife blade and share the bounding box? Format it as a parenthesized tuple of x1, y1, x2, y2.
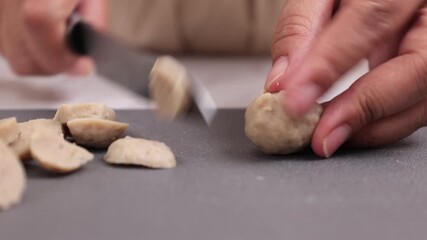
(66, 14, 216, 124)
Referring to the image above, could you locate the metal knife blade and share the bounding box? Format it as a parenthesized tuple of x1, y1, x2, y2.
(66, 15, 216, 124)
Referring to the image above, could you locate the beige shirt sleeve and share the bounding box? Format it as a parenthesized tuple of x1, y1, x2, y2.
(108, 0, 285, 54)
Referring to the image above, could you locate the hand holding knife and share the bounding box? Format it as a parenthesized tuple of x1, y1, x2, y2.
(66, 13, 216, 124)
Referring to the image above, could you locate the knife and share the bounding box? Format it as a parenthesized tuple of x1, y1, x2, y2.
(66, 14, 216, 124)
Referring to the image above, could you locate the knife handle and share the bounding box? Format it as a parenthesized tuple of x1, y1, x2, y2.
(66, 13, 92, 56)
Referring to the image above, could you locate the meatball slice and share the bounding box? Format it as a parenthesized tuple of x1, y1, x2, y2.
(104, 136, 176, 169)
(0, 140, 26, 211)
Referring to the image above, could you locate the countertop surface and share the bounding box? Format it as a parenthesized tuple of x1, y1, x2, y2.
(1, 110, 426, 240)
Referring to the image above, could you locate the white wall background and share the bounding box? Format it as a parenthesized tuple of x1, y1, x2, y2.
(0, 56, 368, 110)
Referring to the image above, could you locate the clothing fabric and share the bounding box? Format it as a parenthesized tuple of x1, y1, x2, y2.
(108, 0, 285, 54)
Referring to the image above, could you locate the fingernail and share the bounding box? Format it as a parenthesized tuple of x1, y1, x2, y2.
(281, 83, 323, 118)
(265, 57, 288, 90)
(323, 124, 352, 158)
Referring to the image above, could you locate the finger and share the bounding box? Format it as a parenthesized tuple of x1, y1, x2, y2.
(347, 99, 427, 148)
(23, 0, 79, 74)
(265, 0, 335, 92)
(79, 0, 108, 31)
(281, 0, 424, 118)
(311, 53, 427, 158)
(5, 51, 42, 75)
(350, 3, 427, 148)
(368, 36, 400, 70)
(398, 4, 427, 56)
(67, 57, 94, 76)
(0, 1, 43, 75)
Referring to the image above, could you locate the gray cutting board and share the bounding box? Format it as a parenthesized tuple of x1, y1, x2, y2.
(1, 110, 427, 240)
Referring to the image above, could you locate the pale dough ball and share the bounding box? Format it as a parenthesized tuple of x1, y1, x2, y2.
(104, 136, 176, 169)
(149, 56, 192, 119)
(0, 140, 26, 211)
(0, 117, 19, 144)
(30, 130, 94, 174)
(54, 103, 116, 124)
(67, 118, 129, 149)
(10, 119, 63, 160)
(245, 92, 322, 155)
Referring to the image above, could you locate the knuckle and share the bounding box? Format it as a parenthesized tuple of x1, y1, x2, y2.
(34, 60, 65, 75)
(407, 53, 427, 100)
(399, 7, 427, 54)
(8, 57, 37, 75)
(42, 57, 75, 74)
(271, 14, 314, 60)
(352, 0, 396, 41)
(415, 57, 427, 99)
(349, 85, 386, 127)
(5, 52, 61, 76)
(275, 14, 313, 40)
(22, 1, 55, 27)
(416, 7, 427, 26)
(314, 49, 347, 87)
(42, 64, 66, 75)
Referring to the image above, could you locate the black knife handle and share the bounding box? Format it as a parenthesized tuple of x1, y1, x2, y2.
(66, 13, 92, 56)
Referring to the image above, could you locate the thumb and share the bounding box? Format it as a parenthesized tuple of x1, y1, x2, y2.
(265, 0, 334, 92)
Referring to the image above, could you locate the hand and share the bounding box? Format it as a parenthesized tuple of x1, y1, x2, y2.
(265, 0, 427, 157)
(0, 0, 107, 76)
